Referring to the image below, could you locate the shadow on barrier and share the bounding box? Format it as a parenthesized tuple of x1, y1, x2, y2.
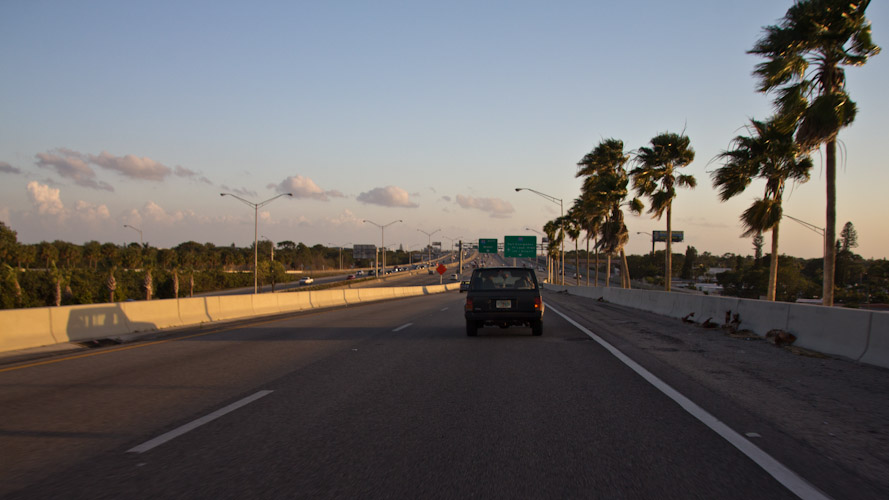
(64, 304, 158, 343)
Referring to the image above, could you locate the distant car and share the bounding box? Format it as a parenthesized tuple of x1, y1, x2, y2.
(464, 267, 544, 336)
(356, 270, 364, 276)
(459, 280, 470, 293)
(299, 277, 314, 285)
(347, 274, 356, 280)
(450, 273, 460, 281)
(428, 269, 434, 275)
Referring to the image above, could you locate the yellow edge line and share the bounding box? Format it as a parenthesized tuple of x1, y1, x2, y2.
(0, 316, 288, 374)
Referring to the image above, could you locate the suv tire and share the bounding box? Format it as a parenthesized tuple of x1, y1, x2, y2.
(466, 320, 478, 337)
(531, 320, 543, 336)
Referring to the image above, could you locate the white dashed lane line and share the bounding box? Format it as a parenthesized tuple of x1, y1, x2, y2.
(392, 323, 413, 332)
(127, 390, 274, 454)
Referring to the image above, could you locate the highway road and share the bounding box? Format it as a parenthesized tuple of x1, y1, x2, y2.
(2, 288, 887, 498)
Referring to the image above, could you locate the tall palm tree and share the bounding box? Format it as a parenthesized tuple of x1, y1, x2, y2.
(712, 116, 813, 300)
(749, 0, 880, 305)
(577, 138, 641, 289)
(630, 132, 696, 292)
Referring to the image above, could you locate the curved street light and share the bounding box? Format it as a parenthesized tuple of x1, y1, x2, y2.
(417, 228, 440, 265)
(363, 219, 402, 278)
(220, 192, 292, 294)
(516, 188, 564, 285)
(123, 224, 143, 247)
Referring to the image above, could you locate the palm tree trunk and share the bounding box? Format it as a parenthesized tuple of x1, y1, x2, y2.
(605, 254, 611, 287)
(575, 240, 580, 285)
(594, 239, 600, 287)
(823, 140, 836, 306)
(665, 204, 672, 292)
(585, 237, 590, 287)
(620, 249, 631, 289)
(767, 222, 779, 301)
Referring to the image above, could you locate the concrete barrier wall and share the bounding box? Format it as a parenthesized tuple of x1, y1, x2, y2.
(859, 312, 889, 368)
(252, 295, 281, 317)
(121, 299, 181, 332)
(545, 283, 889, 369)
(1, 307, 58, 351)
(50, 303, 133, 342)
(0, 284, 457, 354)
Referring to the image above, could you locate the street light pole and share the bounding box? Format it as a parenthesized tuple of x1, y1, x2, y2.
(123, 224, 143, 247)
(636, 232, 655, 256)
(516, 188, 564, 285)
(220, 192, 293, 294)
(417, 228, 440, 266)
(363, 219, 402, 278)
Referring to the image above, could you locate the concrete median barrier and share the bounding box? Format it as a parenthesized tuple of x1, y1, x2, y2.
(859, 312, 889, 369)
(737, 299, 789, 335)
(178, 297, 212, 326)
(0, 307, 57, 352)
(787, 304, 870, 361)
(50, 303, 134, 343)
(0, 283, 460, 354)
(212, 295, 255, 321)
(278, 292, 312, 312)
(310, 290, 346, 309)
(121, 299, 181, 332)
(252, 294, 281, 317)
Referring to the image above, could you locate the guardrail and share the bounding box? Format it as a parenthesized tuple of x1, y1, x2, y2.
(0, 283, 461, 355)
(544, 284, 889, 369)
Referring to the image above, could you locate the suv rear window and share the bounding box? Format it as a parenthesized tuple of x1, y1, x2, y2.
(471, 269, 537, 290)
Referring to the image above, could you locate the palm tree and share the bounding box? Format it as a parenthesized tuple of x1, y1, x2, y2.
(577, 138, 642, 289)
(562, 211, 582, 285)
(630, 132, 696, 291)
(712, 116, 813, 301)
(571, 196, 604, 287)
(749, 0, 880, 305)
(543, 219, 563, 284)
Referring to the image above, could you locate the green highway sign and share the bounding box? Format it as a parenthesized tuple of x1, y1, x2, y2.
(504, 235, 536, 258)
(478, 238, 498, 254)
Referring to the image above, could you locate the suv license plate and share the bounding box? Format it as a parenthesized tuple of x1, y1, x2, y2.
(495, 300, 511, 309)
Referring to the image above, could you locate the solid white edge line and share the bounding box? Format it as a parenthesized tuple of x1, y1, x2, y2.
(392, 322, 413, 332)
(127, 390, 274, 454)
(548, 305, 831, 500)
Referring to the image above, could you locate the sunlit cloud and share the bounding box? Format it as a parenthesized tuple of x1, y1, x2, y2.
(455, 194, 514, 218)
(357, 186, 419, 208)
(27, 181, 65, 215)
(270, 175, 343, 201)
(89, 151, 172, 181)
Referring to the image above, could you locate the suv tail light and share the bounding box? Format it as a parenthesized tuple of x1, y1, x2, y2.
(534, 297, 542, 310)
(465, 298, 473, 311)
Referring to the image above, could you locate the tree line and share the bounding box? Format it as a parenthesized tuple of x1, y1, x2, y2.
(0, 221, 426, 309)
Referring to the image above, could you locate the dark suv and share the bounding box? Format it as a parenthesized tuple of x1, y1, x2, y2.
(463, 267, 544, 336)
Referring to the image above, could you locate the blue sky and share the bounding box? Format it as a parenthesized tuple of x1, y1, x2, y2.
(1, 1, 886, 259)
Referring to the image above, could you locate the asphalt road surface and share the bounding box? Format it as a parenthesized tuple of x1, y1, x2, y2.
(2, 289, 887, 499)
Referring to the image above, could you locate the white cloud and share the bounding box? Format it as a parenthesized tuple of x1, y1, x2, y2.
(270, 175, 343, 201)
(357, 186, 419, 208)
(73, 200, 110, 221)
(27, 181, 65, 215)
(455, 195, 514, 218)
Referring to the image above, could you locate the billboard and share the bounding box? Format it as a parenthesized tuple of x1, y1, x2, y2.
(353, 244, 376, 260)
(652, 230, 684, 243)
